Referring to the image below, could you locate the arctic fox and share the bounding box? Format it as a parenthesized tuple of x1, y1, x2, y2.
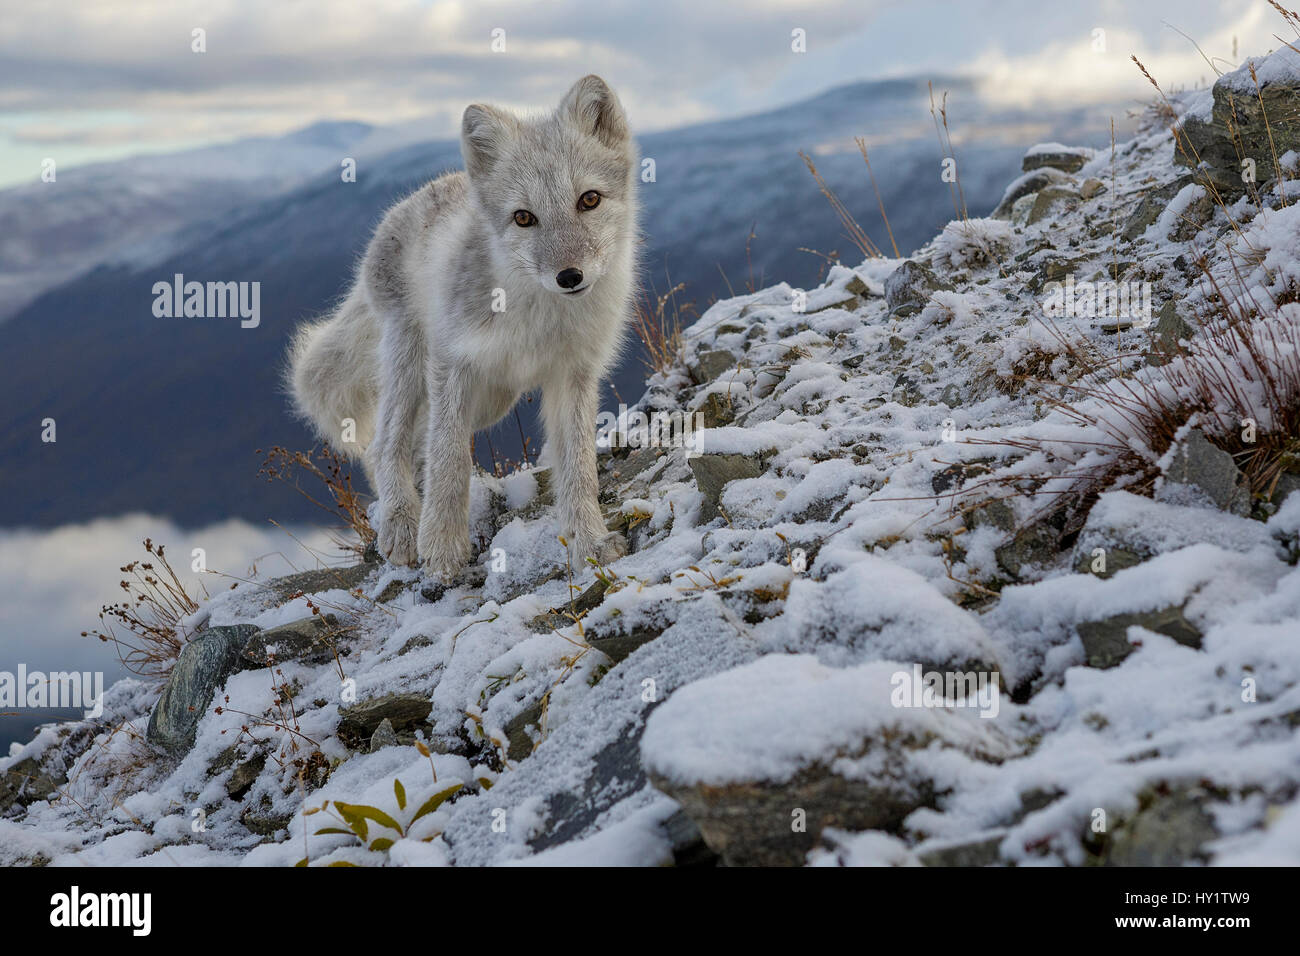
(287, 76, 637, 579)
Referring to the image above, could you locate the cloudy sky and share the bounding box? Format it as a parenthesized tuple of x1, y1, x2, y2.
(0, 0, 1291, 186)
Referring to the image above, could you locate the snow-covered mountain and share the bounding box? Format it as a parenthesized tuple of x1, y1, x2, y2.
(4, 47, 1297, 866)
(0, 121, 436, 323)
(0, 75, 1127, 528)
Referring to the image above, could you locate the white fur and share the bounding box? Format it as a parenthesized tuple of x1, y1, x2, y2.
(287, 75, 638, 579)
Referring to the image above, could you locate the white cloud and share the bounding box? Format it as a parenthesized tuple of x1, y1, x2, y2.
(0, 514, 343, 680)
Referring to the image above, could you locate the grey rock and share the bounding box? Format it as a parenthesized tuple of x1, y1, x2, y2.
(650, 756, 938, 867)
(1176, 67, 1300, 196)
(891, 372, 923, 407)
(1026, 187, 1080, 225)
(419, 562, 490, 604)
(369, 717, 399, 752)
(884, 260, 953, 318)
(1169, 187, 1215, 241)
(1159, 428, 1250, 516)
(1077, 605, 1202, 669)
(1150, 299, 1194, 359)
(995, 520, 1063, 578)
(1073, 546, 1145, 579)
(0, 756, 63, 812)
(241, 614, 341, 667)
(660, 808, 719, 866)
(1079, 177, 1107, 199)
(1271, 470, 1300, 508)
(697, 391, 735, 427)
(526, 705, 659, 852)
(337, 692, 432, 750)
(225, 751, 266, 800)
(240, 798, 293, 837)
(1121, 176, 1195, 241)
(612, 444, 667, 481)
(689, 349, 737, 385)
(505, 701, 544, 763)
(918, 833, 1004, 866)
(265, 563, 373, 600)
(528, 578, 609, 633)
(965, 499, 1016, 534)
(586, 621, 665, 664)
(1010, 193, 1038, 226)
(375, 578, 413, 603)
(1023, 147, 1092, 174)
(146, 624, 260, 756)
(688, 452, 765, 522)
(841, 352, 866, 370)
(1095, 784, 1220, 866)
(992, 167, 1073, 218)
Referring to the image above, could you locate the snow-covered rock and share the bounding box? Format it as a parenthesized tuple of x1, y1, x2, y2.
(3, 52, 1300, 867)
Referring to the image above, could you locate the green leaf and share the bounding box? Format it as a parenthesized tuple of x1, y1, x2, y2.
(368, 838, 395, 852)
(326, 860, 358, 867)
(335, 801, 403, 837)
(313, 827, 355, 837)
(294, 858, 308, 867)
(394, 778, 406, 812)
(410, 783, 463, 825)
(332, 803, 369, 842)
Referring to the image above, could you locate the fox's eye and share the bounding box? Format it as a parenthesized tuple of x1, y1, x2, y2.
(513, 210, 537, 227)
(578, 190, 601, 210)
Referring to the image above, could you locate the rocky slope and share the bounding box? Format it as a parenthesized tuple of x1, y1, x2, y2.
(3, 48, 1300, 866)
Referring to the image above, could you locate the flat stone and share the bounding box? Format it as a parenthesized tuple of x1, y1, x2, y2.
(688, 453, 764, 522)
(586, 622, 665, 664)
(689, 349, 737, 385)
(918, 833, 1005, 867)
(241, 614, 342, 667)
(265, 563, 373, 600)
(1023, 145, 1093, 174)
(338, 692, 432, 750)
(1077, 605, 1202, 669)
(1026, 187, 1080, 225)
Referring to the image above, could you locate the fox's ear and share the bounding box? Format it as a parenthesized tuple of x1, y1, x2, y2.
(461, 104, 514, 180)
(559, 75, 629, 149)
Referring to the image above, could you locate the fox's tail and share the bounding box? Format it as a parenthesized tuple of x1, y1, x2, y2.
(285, 289, 380, 461)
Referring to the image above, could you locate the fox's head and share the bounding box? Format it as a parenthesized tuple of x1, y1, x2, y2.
(460, 75, 637, 299)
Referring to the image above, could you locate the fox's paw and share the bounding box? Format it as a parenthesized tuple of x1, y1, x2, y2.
(377, 504, 419, 567)
(418, 525, 472, 583)
(573, 530, 628, 568)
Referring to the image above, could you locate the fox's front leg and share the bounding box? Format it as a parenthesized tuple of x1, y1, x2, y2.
(372, 315, 425, 566)
(542, 372, 627, 566)
(417, 366, 473, 580)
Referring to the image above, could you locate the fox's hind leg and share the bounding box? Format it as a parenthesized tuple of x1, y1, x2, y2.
(370, 311, 427, 567)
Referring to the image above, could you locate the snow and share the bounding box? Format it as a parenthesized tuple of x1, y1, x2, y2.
(641, 655, 1008, 788)
(1219, 44, 1300, 92)
(4, 61, 1300, 867)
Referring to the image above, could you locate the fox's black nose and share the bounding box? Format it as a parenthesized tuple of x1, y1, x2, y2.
(556, 268, 584, 290)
